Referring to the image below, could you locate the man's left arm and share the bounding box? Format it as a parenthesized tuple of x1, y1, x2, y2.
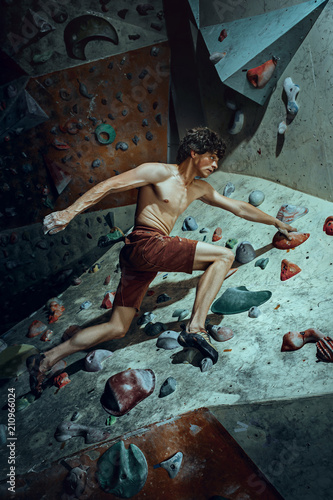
(198, 183, 297, 239)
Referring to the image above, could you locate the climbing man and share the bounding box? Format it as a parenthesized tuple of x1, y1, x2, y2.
(27, 127, 296, 395)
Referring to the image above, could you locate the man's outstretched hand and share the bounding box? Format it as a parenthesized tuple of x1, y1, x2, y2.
(274, 220, 297, 240)
(43, 210, 73, 235)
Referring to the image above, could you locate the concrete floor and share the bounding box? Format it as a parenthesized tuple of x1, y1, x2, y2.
(1, 170, 332, 499)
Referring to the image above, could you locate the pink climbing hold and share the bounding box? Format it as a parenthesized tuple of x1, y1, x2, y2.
(281, 328, 325, 352)
(101, 368, 156, 416)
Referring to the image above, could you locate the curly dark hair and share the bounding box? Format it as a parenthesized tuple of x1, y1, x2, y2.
(176, 127, 226, 164)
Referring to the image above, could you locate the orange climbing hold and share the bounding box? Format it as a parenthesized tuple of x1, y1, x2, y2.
(212, 227, 222, 242)
(247, 56, 278, 89)
(280, 259, 301, 281)
(272, 231, 310, 250)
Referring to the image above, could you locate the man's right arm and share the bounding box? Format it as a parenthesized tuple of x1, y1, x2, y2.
(43, 162, 167, 234)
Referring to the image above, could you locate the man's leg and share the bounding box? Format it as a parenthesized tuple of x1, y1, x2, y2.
(178, 241, 234, 363)
(187, 241, 235, 332)
(28, 305, 136, 392)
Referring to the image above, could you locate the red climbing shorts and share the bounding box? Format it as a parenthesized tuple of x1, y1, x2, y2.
(113, 225, 198, 311)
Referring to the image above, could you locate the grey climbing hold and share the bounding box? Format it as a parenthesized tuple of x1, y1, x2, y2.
(182, 216, 198, 231)
(235, 241, 256, 264)
(142, 119, 148, 126)
(159, 452, 183, 478)
(122, 109, 128, 116)
(156, 330, 180, 350)
(132, 135, 139, 145)
(248, 306, 261, 318)
(223, 182, 235, 197)
(200, 357, 213, 372)
(249, 190, 265, 207)
(200, 227, 209, 233)
(92, 159, 101, 168)
(77, 80, 94, 98)
(84, 349, 113, 372)
(228, 109, 244, 135)
(116, 142, 128, 151)
(146, 131, 153, 141)
(159, 377, 177, 398)
(116, 91, 122, 102)
(137, 311, 156, 326)
(137, 103, 144, 112)
(150, 46, 160, 57)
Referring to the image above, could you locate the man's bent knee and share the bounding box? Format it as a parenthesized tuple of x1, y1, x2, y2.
(216, 248, 234, 266)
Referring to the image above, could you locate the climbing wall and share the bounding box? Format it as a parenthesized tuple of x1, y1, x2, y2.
(188, 0, 328, 105)
(0, 42, 169, 230)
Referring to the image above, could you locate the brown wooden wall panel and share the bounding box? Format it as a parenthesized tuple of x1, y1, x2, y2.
(0, 42, 170, 229)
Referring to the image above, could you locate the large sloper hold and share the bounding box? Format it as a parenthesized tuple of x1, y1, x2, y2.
(64, 14, 119, 60)
(101, 369, 155, 416)
(211, 286, 272, 315)
(97, 441, 148, 497)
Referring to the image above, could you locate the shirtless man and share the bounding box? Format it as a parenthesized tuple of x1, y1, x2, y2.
(27, 127, 295, 395)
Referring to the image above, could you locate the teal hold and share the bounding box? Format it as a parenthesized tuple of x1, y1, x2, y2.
(97, 441, 148, 498)
(95, 124, 116, 145)
(211, 286, 272, 315)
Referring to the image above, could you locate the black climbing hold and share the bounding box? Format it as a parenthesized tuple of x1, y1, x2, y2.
(89, 66, 96, 72)
(132, 135, 139, 145)
(139, 69, 148, 79)
(146, 131, 153, 141)
(108, 62, 113, 69)
(136, 4, 154, 16)
(101, 98, 107, 105)
(153, 101, 158, 109)
(120, 57, 126, 65)
(144, 322, 166, 336)
(156, 293, 170, 303)
(151, 22, 162, 31)
(129, 34, 140, 40)
(155, 113, 162, 125)
(118, 9, 128, 19)
(126, 73, 132, 80)
(147, 86, 154, 93)
(72, 104, 78, 114)
(108, 113, 115, 120)
(85, 136, 90, 141)
(122, 109, 128, 116)
(159, 377, 177, 398)
(116, 92, 123, 102)
(77, 79, 94, 98)
(142, 119, 148, 127)
(89, 177, 94, 183)
(137, 103, 144, 112)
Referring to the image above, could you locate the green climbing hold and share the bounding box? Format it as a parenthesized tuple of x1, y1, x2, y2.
(95, 124, 116, 145)
(105, 415, 117, 426)
(211, 286, 272, 315)
(97, 440, 148, 498)
(225, 238, 238, 249)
